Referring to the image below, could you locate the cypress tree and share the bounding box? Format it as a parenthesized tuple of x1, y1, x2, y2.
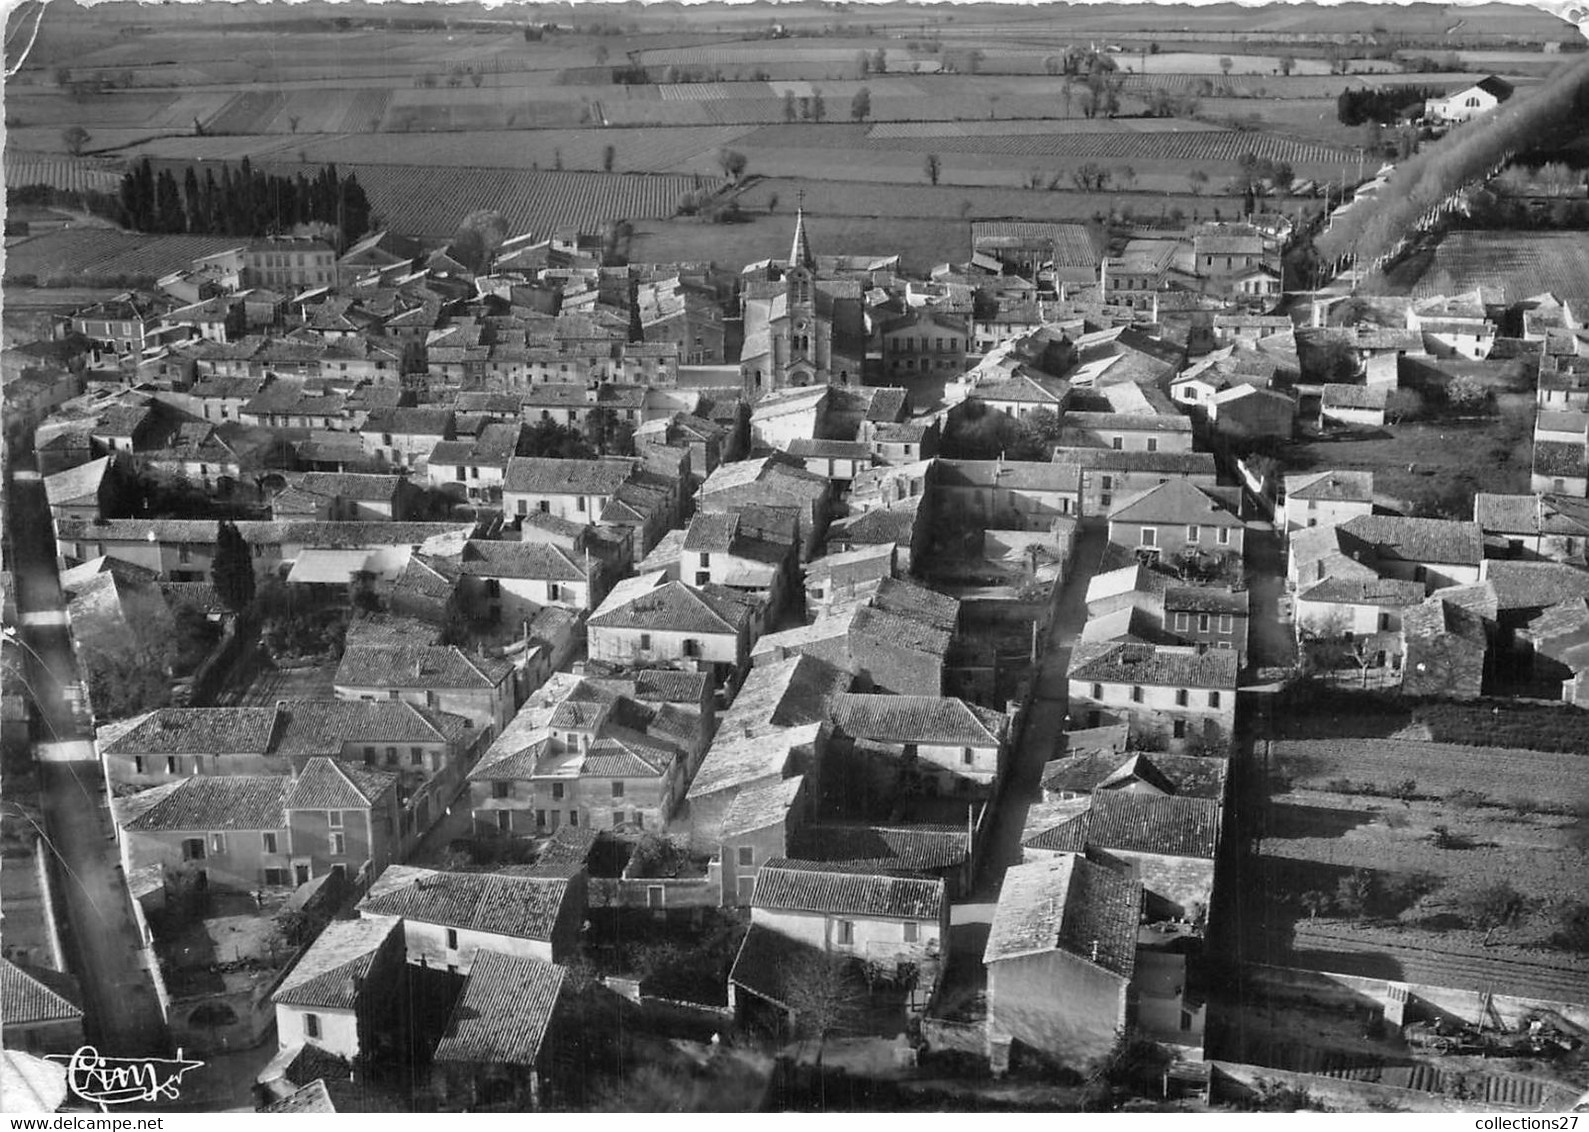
(211, 520, 256, 613)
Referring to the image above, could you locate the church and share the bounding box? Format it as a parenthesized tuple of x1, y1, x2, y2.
(738, 208, 868, 400)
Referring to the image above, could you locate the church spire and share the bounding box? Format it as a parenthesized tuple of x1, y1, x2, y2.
(788, 192, 814, 271)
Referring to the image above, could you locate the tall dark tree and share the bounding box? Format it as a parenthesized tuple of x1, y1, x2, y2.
(212, 520, 255, 612)
(155, 169, 186, 233)
(183, 167, 203, 233)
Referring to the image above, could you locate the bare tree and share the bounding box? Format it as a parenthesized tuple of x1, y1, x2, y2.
(780, 952, 865, 1065)
(62, 125, 91, 156)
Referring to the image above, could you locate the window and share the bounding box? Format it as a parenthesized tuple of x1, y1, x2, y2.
(1100, 475, 1113, 491)
(1131, 685, 1144, 703)
(1111, 436, 1124, 450)
(536, 810, 547, 828)
(134, 756, 145, 775)
(834, 920, 854, 945)
(1198, 614, 1211, 633)
(612, 781, 625, 799)
(1140, 527, 1157, 548)
(330, 832, 346, 856)
(178, 543, 192, 565)
(492, 781, 511, 799)
(1175, 688, 1189, 707)
(385, 746, 398, 766)
(497, 811, 511, 832)
(264, 867, 288, 886)
(182, 837, 205, 861)
(1208, 691, 1222, 708)
(262, 832, 278, 854)
(647, 885, 665, 909)
(613, 810, 625, 828)
(737, 846, 754, 868)
(639, 633, 651, 651)
(1174, 612, 1190, 632)
(903, 921, 919, 944)
(446, 928, 459, 949)
(1187, 525, 1201, 543)
(210, 832, 226, 854)
(1173, 719, 1187, 739)
(1090, 682, 1103, 700)
(551, 782, 565, 801)
(1219, 614, 1234, 634)
(1147, 437, 1158, 453)
(1100, 493, 1112, 508)
(569, 810, 579, 827)
(1217, 527, 1231, 546)
(304, 1014, 321, 1040)
(576, 496, 586, 513)
(411, 747, 424, 766)
(328, 811, 343, 828)
(167, 756, 180, 775)
(682, 638, 702, 659)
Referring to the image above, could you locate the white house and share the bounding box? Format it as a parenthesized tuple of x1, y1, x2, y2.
(1424, 76, 1513, 125)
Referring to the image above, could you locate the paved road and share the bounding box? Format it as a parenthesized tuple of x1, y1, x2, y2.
(968, 523, 1109, 908)
(5, 467, 170, 1058)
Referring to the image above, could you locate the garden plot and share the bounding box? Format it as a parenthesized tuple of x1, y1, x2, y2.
(1253, 737, 1589, 992)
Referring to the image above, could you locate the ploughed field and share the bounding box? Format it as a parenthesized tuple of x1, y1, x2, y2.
(1247, 737, 1589, 1004)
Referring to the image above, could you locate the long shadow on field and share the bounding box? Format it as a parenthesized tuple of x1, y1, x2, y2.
(1265, 801, 1381, 841)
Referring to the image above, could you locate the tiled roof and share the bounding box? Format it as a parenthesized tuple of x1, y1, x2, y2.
(272, 917, 401, 1009)
(828, 693, 1005, 747)
(456, 540, 587, 582)
(284, 758, 396, 810)
(1064, 411, 1191, 433)
(0, 959, 82, 1025)
(44, 456, 113, 507)
(1108, 479, 1242, 527)
(753, 859, 944, 921)
(1482, 560, 1589, 611)
(1067, 641, 1239, 689)
(869, 576, 960, 629)
(984, 854, 1139, 978)
(503, 457, 634, 496)
(102, 706, 279, 756)
(1053, 447, 1217, 475)
(1322, 382, 1388, 410)
(827, 498, 924, 547)
(335, 645, 512, 690)
(1022, 791, 1220, 858)
(1040, 750, 1227, 800)
(589, 576, 751, 635)
(581, 731, 677, 778)
(790, 823, 971, 874)
(683, 511, 742, 553)
(1285, 470, 1374, 503)
(359, 867, 571, 942)
(1535, 440, 1588, 477)
(270, 700, 469, 755)
(1339, 514, 1484, 567)
(260, 1080, 338, 1114)
(1297, 576, 1426, 606)
(1163, 586, 1248, 615)
(123, 775, 286, 832)
(1475, 494, 1589, 537)
(937, 459, 1079, 493)
(805, 543, 896, 587)
(720, 775, 806, 838)
(728, 923, 821, 1010)
(432, 949, 565, 1068)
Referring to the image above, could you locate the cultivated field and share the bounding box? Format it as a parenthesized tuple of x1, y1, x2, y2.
(3, 230, 266, 283)
(1252, 737, 1589, 1003)
(1407, 230, 1589, 328)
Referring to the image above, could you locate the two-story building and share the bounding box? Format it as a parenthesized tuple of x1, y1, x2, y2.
(1067, 641, 1239, 750)
(334, 644, 516, 738)
(1106, 479, 1245, 561)
(1281, 470, 1374, 533)
(586, 571, 758, 692)
(826, 693, 1008, 796)
(1055, 448, 1218, 520)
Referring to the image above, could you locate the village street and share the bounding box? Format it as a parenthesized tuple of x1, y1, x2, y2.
(5, 464, 169, 1058)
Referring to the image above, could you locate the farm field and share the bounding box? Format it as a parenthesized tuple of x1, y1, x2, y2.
(1407, 230, 1589, 329)
(2, 230, 246, 283)
(1249, 737, 1589, 1001)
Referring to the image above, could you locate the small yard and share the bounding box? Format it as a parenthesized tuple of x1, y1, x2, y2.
(149, 889, 295, 998)
(1279, 415, 1531, 516)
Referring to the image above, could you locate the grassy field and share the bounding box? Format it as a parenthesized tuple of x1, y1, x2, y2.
(1246, 736, 1589, 1003)
(1280, 414, 1532, 512)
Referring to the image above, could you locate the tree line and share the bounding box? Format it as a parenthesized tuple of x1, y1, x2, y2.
(117, 157, 372, 250)
(1336, 85, 1442, 126)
